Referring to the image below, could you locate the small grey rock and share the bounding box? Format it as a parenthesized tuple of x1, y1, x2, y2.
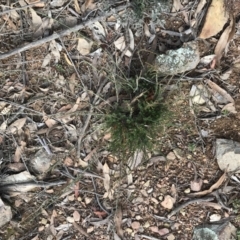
(29, 149, 52, 174)
(216, 139, 240, 173)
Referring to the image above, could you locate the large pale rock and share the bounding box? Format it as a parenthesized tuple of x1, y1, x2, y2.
(216, 139, 240, 173)
(155, 41, 200, 76)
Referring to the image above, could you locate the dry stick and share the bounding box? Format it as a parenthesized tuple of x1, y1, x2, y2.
(0, 4, 130, 60)
(59, 37, 86, 88)
(76, 79, 107, 158)
(210, 190, 232, 211)
(72, 222, 88, 237)
(167, 197, 215, 219)
(0, 1, 46, 16)
(0, 181, 66, 192)
(91, 176, 110, 215)
(68, 167, 104, 179)
(0, 98, 43, 115)
(140, 235, 160, 240)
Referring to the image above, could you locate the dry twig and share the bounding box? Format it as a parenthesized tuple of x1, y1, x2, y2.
(167, 197, 215, 218)
(0, 5, 130, 60)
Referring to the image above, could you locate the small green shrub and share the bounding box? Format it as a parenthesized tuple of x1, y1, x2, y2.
(104, 77, 170, 159)
(131, 0, 170, 18)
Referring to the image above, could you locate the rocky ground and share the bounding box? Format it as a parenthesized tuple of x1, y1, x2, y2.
(0, 0, 240, 239)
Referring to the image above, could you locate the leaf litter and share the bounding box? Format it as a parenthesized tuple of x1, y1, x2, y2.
(0, 0, 240, 239)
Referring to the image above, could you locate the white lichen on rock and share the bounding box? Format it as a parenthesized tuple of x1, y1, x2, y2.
(155, 41, 200, 75)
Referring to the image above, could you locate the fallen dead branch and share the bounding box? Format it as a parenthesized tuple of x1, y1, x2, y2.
(0, 180, 66, 193)
(0, 4, 130, 60)
(76, 78, 107, 158)
(0, 1, 45, 16)
(187, 171, 227, 197)
(167, 196, 215, 218)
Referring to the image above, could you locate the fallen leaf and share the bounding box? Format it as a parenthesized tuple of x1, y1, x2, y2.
(171, 184, 177, 201)
(210, 213, 221, 222)
(29, 8, 42, 30)
(150, 226, 159, 233)
(41, 53, 52, 67)
(26, 0, 45, 7)
(14, 141, 26, 162)
(220, 69, 232, 80)
(55, 224, 72, 231)
(171, 0, 183, 12)
(78, 158, 88, 167)
(158, 228, 170, 236)
(92, 21, 106, 37)
(190, 178, 203, 192)
(73, 210, 80, 222)
(199, 54, 216, 66)
(50, 0, 65, 7)
(49, 40, 62, 63)
(68, 73, 76, 94)
(214, 14, 235, 65)
(6, 163, 25, 172)
(94, 211, 108, 218)
(88, 215, 111, 226)
(1, 104, 11, 115)
(167, 233, 176, 240)
(103, 163, 110, 192)
(50, 210, 58, 236)
(161, 195, 175, 209)
(81, 0, 96, 12)
(64, 53, 73, 66)
(131, 221, 140, 230)
(73, 222, 88, 237)
(77, 38, 93, 55)
(114, 30, 134, 58)
(31, 234, 40, 240)
(2, 14, 17, 30)
(144, 23, 152, 37)
(222, 103, 237, 114)
(206, 79, 234, 103)
(74, 181, 80, 198)
(194, 0, 207, 18)
(64, 157, 74, 166)
(113, 232, 122, 240)
(7, 118, 26, 134)
(188, 172, 226, 197)
(60, 97, 81, 123)
(1, 5, 20, 21)
(74, 0, 81, 13)
(199, 0, 229, 39)
(34, 17, 54, 39)
(43, 113, 58, 128)
(201, 202, 222, 209)
(114, 206, 124, 237)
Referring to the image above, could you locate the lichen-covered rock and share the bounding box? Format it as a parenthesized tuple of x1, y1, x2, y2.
(193, 222, 236, 240)
(155, 41, 200, 75)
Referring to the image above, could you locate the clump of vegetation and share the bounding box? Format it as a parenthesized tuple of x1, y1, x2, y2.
(131, 0, 170, 18)
(104, 76, 170, 159)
